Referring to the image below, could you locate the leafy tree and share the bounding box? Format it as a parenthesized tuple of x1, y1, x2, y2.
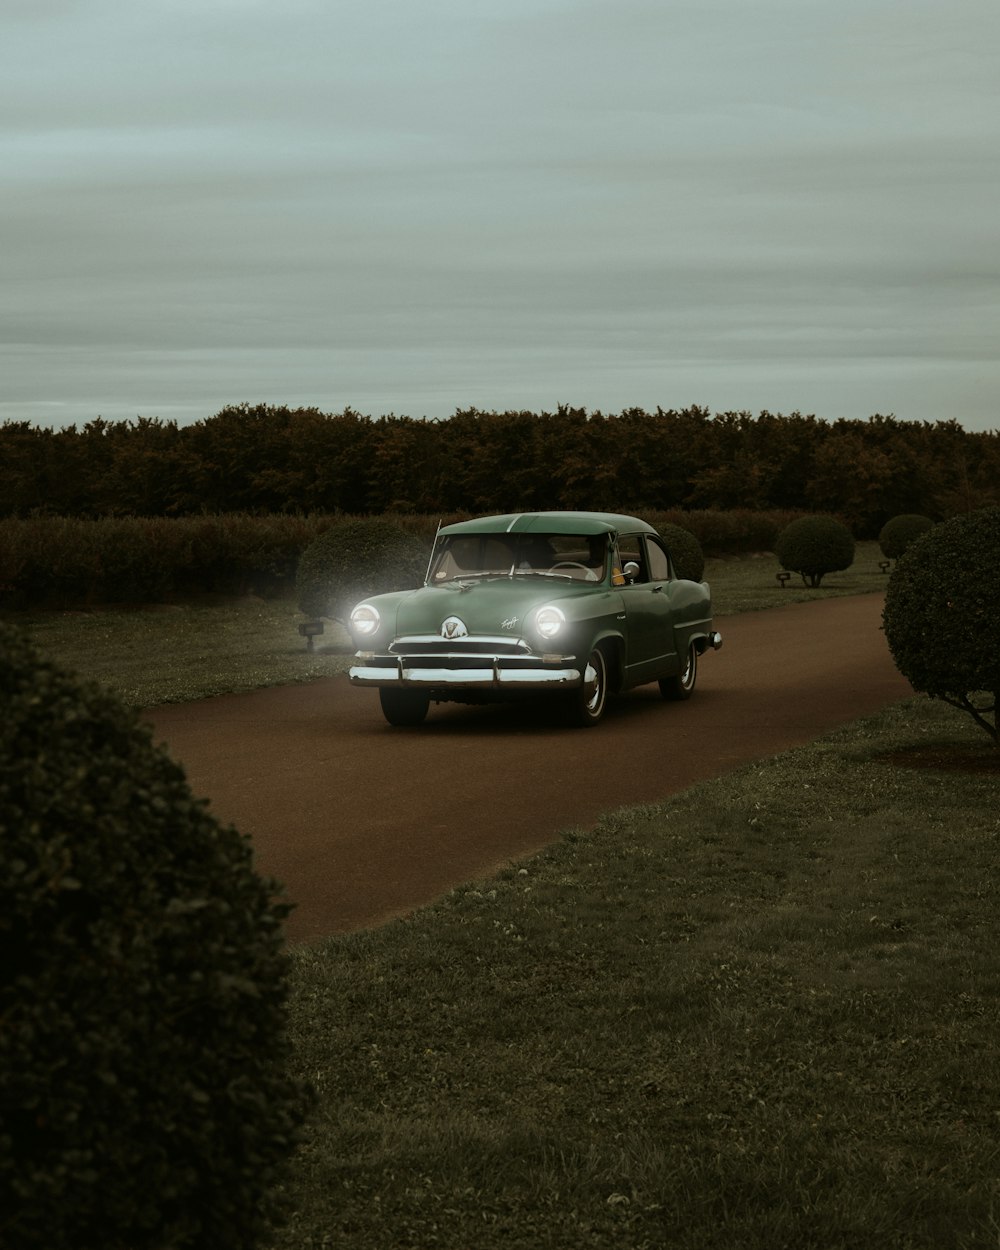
(0, 422, 51, 516)
(98, 417, 189, 516)
(366, 416, 448, 513)
(752, 410, 822, 511)
(775, 515, 855, 587)
(448, 409, 551, 513)
(1, 407, 997, 521)
(882, 508, 1000, 744)
(686, 412, 771, 510)
(291, 408, 376, 514)
(544, 407, 613, 512)
(805, 425, 920, 535)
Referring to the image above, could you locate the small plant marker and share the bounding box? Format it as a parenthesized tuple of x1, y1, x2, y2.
(298, 620, 325, 652)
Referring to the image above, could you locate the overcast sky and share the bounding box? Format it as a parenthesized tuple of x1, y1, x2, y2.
(3, 0, 998, 433)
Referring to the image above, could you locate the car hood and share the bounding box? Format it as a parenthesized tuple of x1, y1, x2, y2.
(377, 577, 597, 640)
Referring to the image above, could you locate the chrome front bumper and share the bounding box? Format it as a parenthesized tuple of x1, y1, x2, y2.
(349, 654, 581, 690)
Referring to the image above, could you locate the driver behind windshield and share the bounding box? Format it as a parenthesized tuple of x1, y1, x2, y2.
(517, 537, 556, 570)
(432, 532, 608, 580)
(433, 535, 514, 578)
(583, 534, 608, 579)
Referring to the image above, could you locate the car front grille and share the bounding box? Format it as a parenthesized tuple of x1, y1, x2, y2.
(388, 634, 531, 658)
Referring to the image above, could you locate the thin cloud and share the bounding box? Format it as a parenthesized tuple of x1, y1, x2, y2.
(1, 0, 997, 430)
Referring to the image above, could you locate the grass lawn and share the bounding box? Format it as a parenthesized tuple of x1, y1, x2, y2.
(274, 697, 1000, 1250)
(10, 538, 998, 1247)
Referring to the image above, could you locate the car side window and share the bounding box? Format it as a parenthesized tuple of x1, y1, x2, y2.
(617, 535, 646, 583)
(645, 536, 670, 582)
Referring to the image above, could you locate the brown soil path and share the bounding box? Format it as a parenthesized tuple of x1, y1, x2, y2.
(145, 594, 912, 943)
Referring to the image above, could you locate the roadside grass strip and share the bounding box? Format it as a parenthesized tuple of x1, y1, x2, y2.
(705, 540, 889, 616)
(12, 599, 353, 708)
(275, 698, 1000, 1250)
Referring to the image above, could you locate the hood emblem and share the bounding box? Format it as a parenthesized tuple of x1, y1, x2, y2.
(501, 616, 519, 631)
(441, 616, 468, 640)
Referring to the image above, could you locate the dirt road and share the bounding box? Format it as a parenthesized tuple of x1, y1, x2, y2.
(146, 594, 912, 942)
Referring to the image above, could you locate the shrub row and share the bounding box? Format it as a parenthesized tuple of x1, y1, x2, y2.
(0, 515, 334, 608)
(0, 509, 818, 609)
(640, 509, 811, 556)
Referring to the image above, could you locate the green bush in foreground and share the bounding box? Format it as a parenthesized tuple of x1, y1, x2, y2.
(659, 522, 705, 582)
(883, 507, 1000, 743)
(878, 513, 934, 561)
(775, 514, 855, 587)
(296, 517, 429, 621)
(0, 623, 307, 1250)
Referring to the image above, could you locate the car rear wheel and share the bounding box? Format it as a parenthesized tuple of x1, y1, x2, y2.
(379, 688, 430, 726)
(567, 647, 608, 727)
(659, 642, 697, 701)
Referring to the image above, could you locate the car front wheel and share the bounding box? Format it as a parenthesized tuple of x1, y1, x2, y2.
(379, 688, 430, 726)
(567, 647, 608, 727)
(659, 642, 697, 701)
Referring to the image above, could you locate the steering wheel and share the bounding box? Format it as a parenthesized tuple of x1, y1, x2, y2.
(549, 561, 595, 578)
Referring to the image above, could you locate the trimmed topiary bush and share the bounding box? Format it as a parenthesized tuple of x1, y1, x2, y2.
(659, 523, 705, 582)
(878, 514, 935, 561)
(0, 622, 307, 1250)
(882, 507, 1000, 744)
(296, 517, 430, 621)
(775, 515, 855, 587)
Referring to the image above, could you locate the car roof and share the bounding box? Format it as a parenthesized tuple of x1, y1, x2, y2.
(439, 511, 656, 538)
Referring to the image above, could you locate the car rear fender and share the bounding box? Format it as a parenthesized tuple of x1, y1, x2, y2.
(673, 623, 723, 660)
(667, 581, 718, 662)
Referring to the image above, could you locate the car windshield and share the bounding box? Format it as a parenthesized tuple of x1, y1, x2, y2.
(429, 532, 609, 583)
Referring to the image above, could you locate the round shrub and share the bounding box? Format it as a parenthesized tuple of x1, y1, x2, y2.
(878, 513, 935, 561)
(0, 623, 307, 1250)
(296, 517, 430, 621)
(775, 515, 855, 587)
(660, 523, 705, 582)
(882, 507, 1000, 743)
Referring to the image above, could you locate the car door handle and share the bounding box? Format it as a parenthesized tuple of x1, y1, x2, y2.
(652, 584, 664, 593)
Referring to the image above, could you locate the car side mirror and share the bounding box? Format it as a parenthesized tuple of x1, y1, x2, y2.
(623, 561, 640, 583)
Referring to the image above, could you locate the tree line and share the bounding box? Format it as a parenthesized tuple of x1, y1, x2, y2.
(1, 404, 997, 536)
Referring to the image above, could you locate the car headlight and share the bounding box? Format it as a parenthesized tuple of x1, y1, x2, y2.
(350, 603, 381, 637)
(535, 605, 565, 639)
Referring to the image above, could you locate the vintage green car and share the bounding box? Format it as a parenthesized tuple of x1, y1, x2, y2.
(348, 511, 721, 727)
